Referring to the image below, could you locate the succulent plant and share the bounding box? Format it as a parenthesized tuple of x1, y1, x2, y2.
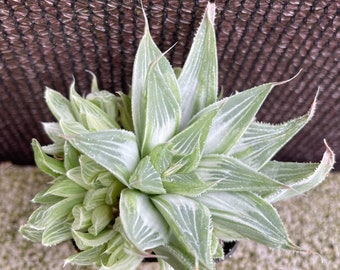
(20, 2, 335, 270)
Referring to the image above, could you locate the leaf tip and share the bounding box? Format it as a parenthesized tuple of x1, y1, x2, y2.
(272, 69, 302, 86)
(322, 139, 335, 168)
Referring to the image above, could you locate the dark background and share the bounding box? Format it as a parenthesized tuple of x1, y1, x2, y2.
(0, 0, 339, 169)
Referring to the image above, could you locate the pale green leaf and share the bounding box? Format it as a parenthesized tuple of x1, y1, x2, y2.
(86, 70, 100, 93)
(105, 180, 125, 205)
(166, 143, 201, 174)
(100, 247, 143, 270)
(41, 142, 64, 156)
(149, 143, 174, 173)
(199, 83, 274, 155)
(19, 224, 43, 243)
(32, 191, 62, 204)
(45, 87, 75, 121)
(119, 189, 170, 251)
(129, 156, 166, 194)
(117, 92, 134, 131)
(131, 14, 162, 146)
(42, 122, 63, 142)
(260, 161, 319, 185)
(66, 129, 140, 186)
(71, 94, 119, 130)
(83, 188, 107, 211)
(197, 191, 298, 250)
(59, 120, 89, 139)
(32, 139, 65, 177)
(154, 243, 195, 270)
(44, 175, 86, 198)
(178, 2, 218, 127)
(97, 171, 118, 187)
(88, 205, 114, 236)
(197, 155, 288, 192)
(72, 228, 116, 250)
(30, 197, 82, 230)
(163, 173, 216, 197)
(141, 52, 181, 156)
(64, 141, 80, 170)
(79, 155, 106, 185)
(170, 106, 218, 156)
(86, 89, 119, 122)
(42, 222, 72, 246)
(67, 166, 91, 190)
(65, 245, 105, 266)
(159, 259, 175, 270)
(264, 142, 335, 202)
(152, 194, 213, 269)
(229, 113, 313, 169)
(72, 205, 92, 231)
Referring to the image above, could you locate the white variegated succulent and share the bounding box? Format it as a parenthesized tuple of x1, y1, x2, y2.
(20, 2, 335, 270)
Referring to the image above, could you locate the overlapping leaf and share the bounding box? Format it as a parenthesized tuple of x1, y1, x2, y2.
(65, 129, 140, 186)
(197, 154, 288, 192)
(178, 2, 218, 128)
(152, 194, 213, 269)
(197, 191, 299, 250)
(120, 189, 170, 251)
(263, 142, 335, 202)
(229, 111, 314, 169)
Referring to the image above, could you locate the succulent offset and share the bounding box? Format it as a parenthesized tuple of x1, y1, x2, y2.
(20, 2, 335, 270)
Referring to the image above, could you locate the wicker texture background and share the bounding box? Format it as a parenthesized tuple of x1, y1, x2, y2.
(0, 0, 339, 169)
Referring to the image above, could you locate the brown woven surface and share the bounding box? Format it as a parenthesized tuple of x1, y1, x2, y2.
(0, 0, 339, 169)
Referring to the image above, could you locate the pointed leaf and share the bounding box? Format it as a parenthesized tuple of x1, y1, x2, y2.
(79, 155, 106, 185)
(170, 107, 218, 156)
(64, 141, 80, 170)
(119, 189, 170, 251)
(152, 194, 213, 269)
(67, 166, 91, 190)
(131, 15, 162, 145)
(32, 139, 65, 177)
(83, 188, 107, 211)
(198, 83, 274, 155)
(141, 53, 181, 156)
(35, 197, 82, 229)
(59, 118, 88, 136)
(45, 87, 75, 121)
(129, 156, 166, 194)
(149, 143, 174, 173)
(154, 243, 196, 270)
(45, 175, 86, 198)
(178, 2, 218, 127)
(197, 191, 298, 250)
(72, 205, 92, 231)
(42, 222, 72, 246)
(117, 92, 134, 131)
(42, 122, 63, 142)
(264, 141, 335, 202)
(88, 205, 114, 236)
(72, 228, 115, 249)
(65, 245, 105, 266)
(197, 155, 288, 192)
(229, 113, 313, 169)
(163, 172, 216, 197)
(19, 224, 43, 243)
(65, 129, 140, 186)
(71, 94, 119, 130)
(86, 89, 119, 122)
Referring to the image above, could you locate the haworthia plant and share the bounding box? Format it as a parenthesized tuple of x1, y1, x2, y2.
(20, 2, 335, 270)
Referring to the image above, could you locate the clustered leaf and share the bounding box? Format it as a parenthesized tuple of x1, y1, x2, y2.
(20, 2, 335, 270)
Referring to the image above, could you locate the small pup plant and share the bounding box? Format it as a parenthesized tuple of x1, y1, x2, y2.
(20, 2, 335, 270)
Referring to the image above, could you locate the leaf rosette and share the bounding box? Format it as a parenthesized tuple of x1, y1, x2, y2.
(20, 2, 335, 270)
